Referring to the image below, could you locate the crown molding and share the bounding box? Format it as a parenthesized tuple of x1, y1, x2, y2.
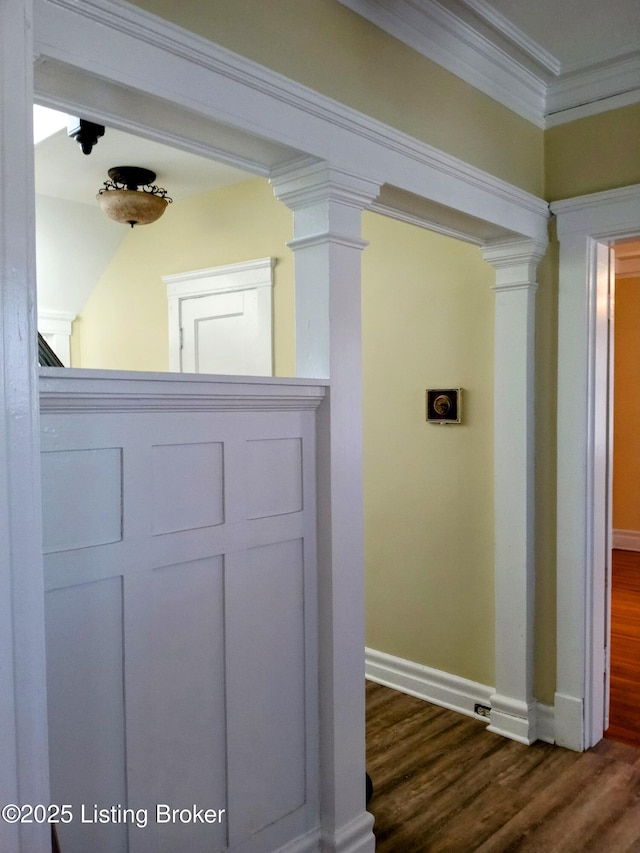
(338, 0, 547, 127)
(546, 53, 640, 121)
(458, 0, 561, 75)
(338, 0, 640, 127)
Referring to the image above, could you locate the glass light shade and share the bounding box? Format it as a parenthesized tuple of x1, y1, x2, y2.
(97, 189, 168, 227)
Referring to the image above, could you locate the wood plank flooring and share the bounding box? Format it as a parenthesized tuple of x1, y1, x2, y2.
(366, 681, 640, 852)
(606, 549, 640, 749)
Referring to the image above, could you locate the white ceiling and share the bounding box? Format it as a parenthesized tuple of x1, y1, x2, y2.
(480, 0, 640, 71)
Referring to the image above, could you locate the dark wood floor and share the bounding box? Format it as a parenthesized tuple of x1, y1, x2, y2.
(366, 681, 640, 852)
(606, 549, 640, 749)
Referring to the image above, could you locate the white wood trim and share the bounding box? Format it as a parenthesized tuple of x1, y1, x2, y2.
(546, 56, 640, 120)
(33, 0, 549, 246)
(275, 828, 321, 853)
(545, 88, 640, 129)
(321, 813, 381, 853)
(552, 183, 640, 751)
(536, 703, 556, 745)
(271, 159, 380, 378)
(273, 161, 379, 851)
(163, 258, 275, 375)
(482, 237, 546, 746)
(163, 257, 275, 295)
(39, 367, 326, 412)
(459, 0, 561, 75)
(365, 648, 556, 744)
(0, 1, 51, 851)
(365, 648, 493, 721)
(612, 529, 640, 551)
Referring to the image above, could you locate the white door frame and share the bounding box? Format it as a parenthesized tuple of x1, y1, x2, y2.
(163, 258, 275, 375)
(552, 183, 640, 751)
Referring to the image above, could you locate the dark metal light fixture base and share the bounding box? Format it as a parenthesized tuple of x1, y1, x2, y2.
(107, 166, 157, 189)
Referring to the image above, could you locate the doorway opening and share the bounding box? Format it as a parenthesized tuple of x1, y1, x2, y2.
(606, 238, 640, 749)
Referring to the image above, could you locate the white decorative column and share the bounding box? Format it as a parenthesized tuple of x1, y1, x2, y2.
(0, 1, 51, 851)
(482, 237, 546, 745)
(271, 158, 380, 853)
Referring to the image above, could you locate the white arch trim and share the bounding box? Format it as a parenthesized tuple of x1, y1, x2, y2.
(552, 183, 640, 751)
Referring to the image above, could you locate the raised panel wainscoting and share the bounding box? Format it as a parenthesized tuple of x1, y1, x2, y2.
(40, 369, 325, 853)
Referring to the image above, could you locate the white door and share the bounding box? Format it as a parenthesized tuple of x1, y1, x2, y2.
(164, 258, 274, 376)
(180, 288, 263, 375)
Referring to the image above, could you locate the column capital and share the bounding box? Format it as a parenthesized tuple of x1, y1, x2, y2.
(482, 237, 547, 292)
(270, 156, 381, 213)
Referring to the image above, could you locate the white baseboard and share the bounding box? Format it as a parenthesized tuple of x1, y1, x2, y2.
(319, 812, 376, 853)
(536, 701, 555, 745)
(365, 647, 493, 720)
(612, 529, 640, 551)
(365, 647, 555, 743)
(277, 829, 321, 853)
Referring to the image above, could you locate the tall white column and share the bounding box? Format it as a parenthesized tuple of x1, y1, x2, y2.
(271, 158, 380, 853)
(482, 237, 546, 745)
(0, 1, 51, 851)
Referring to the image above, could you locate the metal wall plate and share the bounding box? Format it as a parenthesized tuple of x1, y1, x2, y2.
(426, 388, 462, 423)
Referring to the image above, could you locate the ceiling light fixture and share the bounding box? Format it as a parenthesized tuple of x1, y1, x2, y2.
(97, 166, 172, 228)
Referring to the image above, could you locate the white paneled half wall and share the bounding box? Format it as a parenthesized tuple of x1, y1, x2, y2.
(40, 369, 325, 853)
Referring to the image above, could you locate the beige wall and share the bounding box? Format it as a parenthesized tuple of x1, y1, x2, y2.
(128, 0, 544, 196)
(545, 104, 640, 201)
(361, 212, 495, 685)
(613, 275, 640, 533)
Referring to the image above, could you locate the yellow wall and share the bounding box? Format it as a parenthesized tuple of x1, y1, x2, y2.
(613, 275, 640, 532)
(128, 0, 544, 196)
(361, 213, 495, 684)
(545, 104, 640, 201)
(72, 181, 497, 689)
